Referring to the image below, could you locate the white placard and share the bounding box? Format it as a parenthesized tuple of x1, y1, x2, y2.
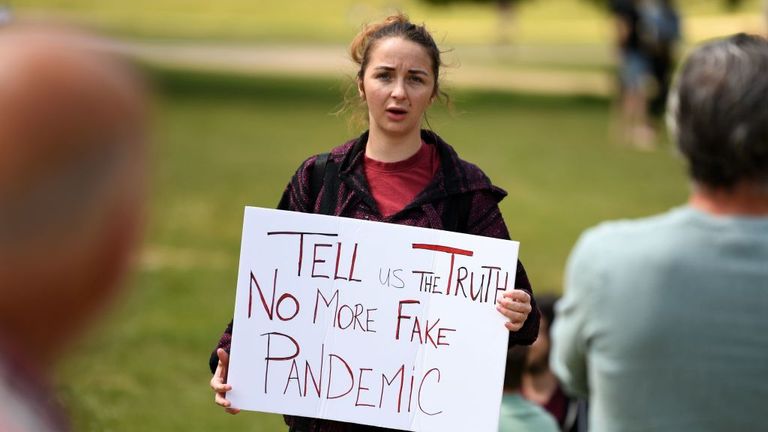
(227, 207, 519, 431)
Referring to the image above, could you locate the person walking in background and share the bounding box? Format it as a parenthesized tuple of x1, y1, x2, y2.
(499, 346, 559, 432)
(0, 23, 148, 431)
(0, 4, 11, 26)
(610, 0, 654, 149)
(638, 0, 680, 122)
(551, 33, 768, 432)
(610, 0, 680, 150)
(521, 295, 587, 432)
(208, 13, 540, 431)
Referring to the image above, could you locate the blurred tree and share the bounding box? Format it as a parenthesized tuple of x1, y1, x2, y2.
(582, 0, 748, 12)
(420, 0, 531, 43)
(421, 0, 527, 4)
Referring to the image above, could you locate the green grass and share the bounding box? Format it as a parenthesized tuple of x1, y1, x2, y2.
(55, 68, 687, 431)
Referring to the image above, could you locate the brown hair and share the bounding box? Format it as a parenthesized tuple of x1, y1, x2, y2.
(340, 13, 449, 129)
(503, 345, 530, 391)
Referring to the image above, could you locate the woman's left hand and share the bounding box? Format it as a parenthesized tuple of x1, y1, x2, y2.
(496, 290, 532, 332)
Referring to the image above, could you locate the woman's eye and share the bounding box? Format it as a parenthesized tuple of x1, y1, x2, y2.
(409, 76, 424, 83)
(375, 73, 391, 81)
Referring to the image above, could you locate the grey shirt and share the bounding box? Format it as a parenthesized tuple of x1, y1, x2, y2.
(551, 206, 768, 431)
(499, 393, 559, 432)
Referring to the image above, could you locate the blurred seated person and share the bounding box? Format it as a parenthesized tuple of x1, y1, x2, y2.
(500, 345, 559, 432)
(522, 294, 587, 431)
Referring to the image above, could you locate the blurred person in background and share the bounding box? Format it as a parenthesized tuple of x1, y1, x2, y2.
(639, 0, 680, 124)
(551, 33, 768, 431)
(0, 23, 148, 431)
(521, 294, 587, 432)
(209, 13, 540, 432)
(610, 0, 654, 148)
(0, 4, 11, 26)
(500, 345, 559, 432)
(610, 0, 680, 150)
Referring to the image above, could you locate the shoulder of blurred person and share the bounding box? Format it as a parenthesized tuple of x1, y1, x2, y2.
(499, 393, 560, 432)
(0, 21, 148, 431)
(0, 341, 68, 432)
(551, 33, 768, 431)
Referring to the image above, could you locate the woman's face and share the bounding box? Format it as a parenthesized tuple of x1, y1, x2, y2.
(359, 37, 435, 140)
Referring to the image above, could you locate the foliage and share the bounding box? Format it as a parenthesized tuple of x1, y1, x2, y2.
(420, 0, 528, 5)
(723, 0, 746, 10)
(581, 0, 752, 12)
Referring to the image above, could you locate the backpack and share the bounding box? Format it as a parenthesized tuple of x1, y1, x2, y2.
(310, 152, 471, 232)
(638, 0, 680, 52)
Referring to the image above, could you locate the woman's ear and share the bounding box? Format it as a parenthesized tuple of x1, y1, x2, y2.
(430, 86, 438, 104)
(357, 79, 365, 100)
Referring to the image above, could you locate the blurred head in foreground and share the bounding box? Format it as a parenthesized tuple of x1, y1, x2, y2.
(667, 33, 768, 195)
(0, 22, 148, 372)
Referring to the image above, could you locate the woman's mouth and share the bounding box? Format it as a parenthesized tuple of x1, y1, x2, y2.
(386, 107, 408, 120)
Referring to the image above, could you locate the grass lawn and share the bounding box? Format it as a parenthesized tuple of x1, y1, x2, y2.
(55, 68, 687, 431)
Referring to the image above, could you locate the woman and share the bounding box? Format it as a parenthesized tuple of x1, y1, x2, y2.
(209, 14, 540, 431)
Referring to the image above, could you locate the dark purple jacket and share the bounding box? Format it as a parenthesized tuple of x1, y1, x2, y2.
(211, 130, 539, 432)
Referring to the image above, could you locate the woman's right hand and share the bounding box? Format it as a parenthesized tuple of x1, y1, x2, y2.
(210, 348, 240, 414)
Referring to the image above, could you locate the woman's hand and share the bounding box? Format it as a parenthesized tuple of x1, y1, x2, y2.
(210, 348, 240, 414)
(496, 290, 532, 332)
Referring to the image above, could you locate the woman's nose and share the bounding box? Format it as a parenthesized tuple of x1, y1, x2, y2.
(390, 79, 406, 100)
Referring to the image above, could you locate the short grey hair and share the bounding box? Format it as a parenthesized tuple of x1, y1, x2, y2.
(667, 33, 768, 188)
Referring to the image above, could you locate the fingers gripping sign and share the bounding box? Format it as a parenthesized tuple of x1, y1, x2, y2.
(210, 348, 241, 415)
(496, 290, 532, 332)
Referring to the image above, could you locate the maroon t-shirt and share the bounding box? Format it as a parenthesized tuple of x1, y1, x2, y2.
(544, 384, 570, 428)
(363, 141, 440, 217)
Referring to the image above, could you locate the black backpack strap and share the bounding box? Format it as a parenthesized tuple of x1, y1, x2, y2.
(442, 193, 473, 233)
(309, 152, 339, 216)
(310, 152, 328, 207)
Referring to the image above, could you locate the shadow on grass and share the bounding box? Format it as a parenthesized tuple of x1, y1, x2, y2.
(145, 64, 344, 104)
(144, 63, 612, 111)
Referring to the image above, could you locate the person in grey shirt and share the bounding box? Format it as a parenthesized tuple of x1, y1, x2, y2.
(551, 33, 768, 432)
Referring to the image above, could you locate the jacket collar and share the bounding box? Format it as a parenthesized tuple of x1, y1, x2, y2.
(336, 129, 503, 214)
